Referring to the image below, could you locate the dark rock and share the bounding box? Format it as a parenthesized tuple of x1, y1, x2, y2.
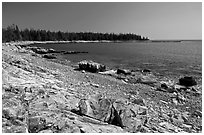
(161, 83, 168, 89)
(167, 88, 177, 93)
(78, 60, 106, 73)
(179, 76, 197, 87)
(117, 69, 131, 75)
(43, 54, 56, 59)
(142, 69, 151, 73)
(132, 98, 146, 106)
(63, 51, 88, 54)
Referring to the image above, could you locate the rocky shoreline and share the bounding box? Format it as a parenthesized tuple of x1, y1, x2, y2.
(2, 41, 202, 133)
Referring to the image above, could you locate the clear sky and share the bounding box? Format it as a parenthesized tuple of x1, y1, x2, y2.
(2, 2, 202, 40)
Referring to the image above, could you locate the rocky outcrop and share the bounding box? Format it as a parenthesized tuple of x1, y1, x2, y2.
(25, 46, 63, 54)
(78, 60, 106, 73)
(78, 95, 148, 132)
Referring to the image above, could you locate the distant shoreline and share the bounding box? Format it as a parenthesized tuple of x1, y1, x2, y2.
(5, 40, 149, 46)
(5, 39, 201, 47)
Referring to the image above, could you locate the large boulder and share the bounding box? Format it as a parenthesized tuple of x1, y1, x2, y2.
(78, 97, 113, 122)
(142, 69, 151, 73)
(78, 96, 148, 132)
(78, 60, 106, 73)
(179, 76, 197, 87)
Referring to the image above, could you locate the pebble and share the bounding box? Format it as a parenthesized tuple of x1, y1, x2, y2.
(82, 70, 85, 73)
(172, 98, 178, 105)
(90, 83, 99, 88)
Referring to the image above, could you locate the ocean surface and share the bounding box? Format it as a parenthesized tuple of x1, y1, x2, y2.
(32, 40, 202, 79)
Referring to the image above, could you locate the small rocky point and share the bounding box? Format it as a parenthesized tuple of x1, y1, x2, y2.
(2, 41, 202, 133)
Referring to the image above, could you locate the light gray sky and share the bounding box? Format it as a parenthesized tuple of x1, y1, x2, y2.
(2, 2, 202, 40)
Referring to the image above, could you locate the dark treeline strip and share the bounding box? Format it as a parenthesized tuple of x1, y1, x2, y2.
(2, 24, 149, 42)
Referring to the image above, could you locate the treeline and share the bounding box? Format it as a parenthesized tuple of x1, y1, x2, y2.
(2, 24, 149, 42)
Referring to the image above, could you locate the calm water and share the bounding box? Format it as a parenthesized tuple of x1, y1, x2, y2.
(32, 41, 202, 78)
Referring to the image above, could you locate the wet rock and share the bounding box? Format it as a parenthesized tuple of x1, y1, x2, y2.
(43, 54, 56, 59)
(179, 76, 197, 87)
(78, 60, 106, 73)
(117, 69, 131, 75)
